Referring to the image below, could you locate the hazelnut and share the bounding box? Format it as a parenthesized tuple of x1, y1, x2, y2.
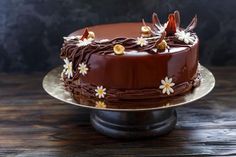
(113, 44, 125, 55)
(156, 40, 168, 52)
(88, 31, 95, 39)
(141, 26, 152, 37)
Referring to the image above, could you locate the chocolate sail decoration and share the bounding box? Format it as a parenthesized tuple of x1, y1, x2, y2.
(174, 11, 180, 29)
(185, 15, 197, 32)
(152, 13, 162, 35)
(150, 11, 197, 35)
(165, 13, 177, 36)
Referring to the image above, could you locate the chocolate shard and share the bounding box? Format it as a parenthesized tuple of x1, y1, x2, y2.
(142, 18, 147, 26)
(165, 14, 177, 36)
(80, 28, 89, 40)
(185, 15, 197, 32)
(152, 13, 161, 27)
(174, 10, 181, 29)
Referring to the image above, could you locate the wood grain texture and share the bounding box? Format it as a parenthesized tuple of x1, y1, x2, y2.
(0, 67, 236, 157)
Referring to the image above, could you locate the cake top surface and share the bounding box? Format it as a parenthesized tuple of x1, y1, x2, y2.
(70, 22, 197, 55)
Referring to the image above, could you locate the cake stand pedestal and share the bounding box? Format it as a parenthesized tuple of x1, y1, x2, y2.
(90, 109, 176, 138)
(43, 66, 215, 139)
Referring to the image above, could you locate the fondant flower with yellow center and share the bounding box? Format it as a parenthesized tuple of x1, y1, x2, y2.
(135, 37, 148, 47)
(159, 77, 175, 95)
(175, 30, 195, 44)
(63, 58, 73, 78)
(76, 38, 93, 47)
(95, 86, 106, 98)
(78, 63, 89, 76)
(95, 101, 106, 108)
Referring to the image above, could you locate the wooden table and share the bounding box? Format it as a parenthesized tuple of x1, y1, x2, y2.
(0, 67, 236, 156)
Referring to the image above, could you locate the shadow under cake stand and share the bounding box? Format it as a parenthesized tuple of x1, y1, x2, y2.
(43, 65, 215, 139)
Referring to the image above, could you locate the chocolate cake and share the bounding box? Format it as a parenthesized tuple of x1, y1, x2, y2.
(60, 11, 200, 102)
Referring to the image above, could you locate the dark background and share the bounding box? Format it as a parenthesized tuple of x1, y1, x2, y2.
(0, 0, 236, 73)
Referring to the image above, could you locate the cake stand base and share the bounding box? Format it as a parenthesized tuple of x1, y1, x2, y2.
(90, 109, 177, 139)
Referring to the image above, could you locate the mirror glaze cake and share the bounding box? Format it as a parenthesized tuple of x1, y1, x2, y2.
(60, 11, 201, 102)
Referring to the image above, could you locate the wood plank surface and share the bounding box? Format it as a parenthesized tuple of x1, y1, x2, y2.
(0, 67, 236, 157)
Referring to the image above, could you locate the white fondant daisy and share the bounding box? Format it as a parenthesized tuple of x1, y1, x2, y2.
(95, 101, 106, 108)
(76, 38, 93, 47)
(63, 58, 73, 78)
(95, 86, 106, 98)
(175, 30, 195, 44)
(159, 77, 175, 95)
(63, 35, 81, 41)
(78, 62, 89, 76)
(135, 37, 148, 47)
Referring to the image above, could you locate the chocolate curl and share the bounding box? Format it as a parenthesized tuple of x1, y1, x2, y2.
(152, 13, 162, 27)
(165, 13, 177, 36)
(80, 28, 89, 40)
(142, 18, 147, 27)
(152, 13, 162, 33)
(142, 18, 145, 25)
(174, 10, 181, 29)
(185, 15, 197, 32)
(155, 31, 167, 46)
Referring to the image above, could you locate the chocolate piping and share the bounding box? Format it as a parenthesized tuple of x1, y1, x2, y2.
(65, 72, 201, 102)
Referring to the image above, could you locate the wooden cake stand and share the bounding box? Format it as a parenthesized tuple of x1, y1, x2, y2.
(43, 65, 215, 139)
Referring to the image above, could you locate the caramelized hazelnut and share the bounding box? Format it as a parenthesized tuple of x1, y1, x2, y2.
(88, 31, 95, 39)
(141, 26, 152, 37)
(113, 44, 125, 55)
(156, 40, 168, 52)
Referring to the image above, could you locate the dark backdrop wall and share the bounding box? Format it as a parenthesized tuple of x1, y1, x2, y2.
(0, 0, 236, 72)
